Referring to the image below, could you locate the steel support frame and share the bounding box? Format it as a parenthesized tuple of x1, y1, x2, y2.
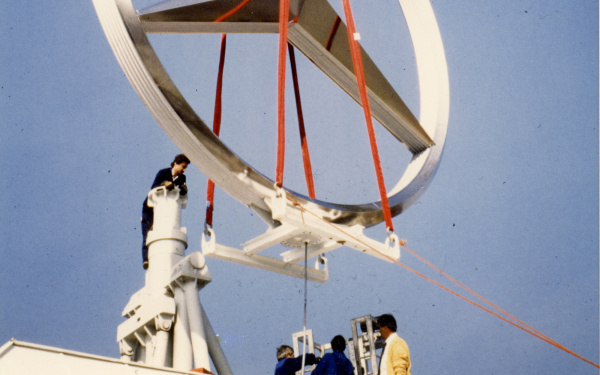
(350, 315, 384, 375)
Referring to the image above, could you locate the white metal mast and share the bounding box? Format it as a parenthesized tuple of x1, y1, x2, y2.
(117, 185, 232, 374)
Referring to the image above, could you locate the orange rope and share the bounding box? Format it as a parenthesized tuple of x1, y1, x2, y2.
(396, 246, 599, 369)
(340, 0, 394, 232)
(275, 0, 290, 188)
(205, 34, 227, 228)
(397, 244, 598, 368)
(214, 0, 252, 22)
(285, 196, 599, 369)
(400, 245, 562, 347)
(208, 0, 247, 227)
(288, 43, 316, 199)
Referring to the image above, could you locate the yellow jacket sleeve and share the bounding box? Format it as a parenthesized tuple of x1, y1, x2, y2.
(386, 336, 411, 375)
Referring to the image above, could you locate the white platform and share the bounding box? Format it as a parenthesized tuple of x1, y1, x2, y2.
(0, 339, 204, 375)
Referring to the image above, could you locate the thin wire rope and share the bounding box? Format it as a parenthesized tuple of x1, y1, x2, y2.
(300, 241, 309, 371)
(286, 196, 599, 369)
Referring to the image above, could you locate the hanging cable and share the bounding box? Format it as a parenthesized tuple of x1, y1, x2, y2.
(288, 43, 316, 199)
(205, 34, 227, 229)
(340, 0, 394, 233)
(300, 241, 309, 370)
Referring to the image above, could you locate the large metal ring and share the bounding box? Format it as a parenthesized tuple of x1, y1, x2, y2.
(93, 0, 449, 228)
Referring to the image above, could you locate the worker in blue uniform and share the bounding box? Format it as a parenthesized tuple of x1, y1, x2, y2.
(140, 154, 190, 269)
(274, 345, 317, 375)
(311, 335, 354, 375)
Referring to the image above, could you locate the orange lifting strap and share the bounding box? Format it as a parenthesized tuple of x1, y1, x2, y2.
(341, 0, 394, 232)
(205, 34, 227, 228)
(275, 0, 289, 188)
(276, 0, 317, 199)
(206, 1, 252, 227)
(288, 43, 316, 199)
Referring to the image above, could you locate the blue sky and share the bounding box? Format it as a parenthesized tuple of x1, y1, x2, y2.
(1, 1, 598, 374)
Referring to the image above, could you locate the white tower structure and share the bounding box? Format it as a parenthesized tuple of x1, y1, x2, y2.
(117, 185, 232, 374)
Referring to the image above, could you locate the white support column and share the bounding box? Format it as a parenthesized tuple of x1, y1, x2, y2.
(183, 280, 211, 371)
(173, 286, 193, 370)
(140, 327, 155, 364)
(135, 340, 146, 363)
(145, 186, 188, 290)
(153, 329, 170, 367)
(201, 305, 234, 375)
(153, 313, 174, 367)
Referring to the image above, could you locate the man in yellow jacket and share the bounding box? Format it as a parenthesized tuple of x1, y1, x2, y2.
(377, 314, 411, 375)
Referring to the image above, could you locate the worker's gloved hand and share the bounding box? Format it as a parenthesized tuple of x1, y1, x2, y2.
(179, 184, 188, 196)
(162, 181, 175, 190)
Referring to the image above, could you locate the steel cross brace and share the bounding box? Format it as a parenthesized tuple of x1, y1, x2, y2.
(202, 194, 400, 283)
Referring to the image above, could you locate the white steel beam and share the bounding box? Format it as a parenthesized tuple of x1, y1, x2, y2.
(241, 223, 302, 254)
(204, 243, 329, 283)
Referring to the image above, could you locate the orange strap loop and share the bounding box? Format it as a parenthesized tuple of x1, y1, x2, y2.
(205, 34, 227, 228)
(275, 0, 290, 188)
(288, 43, 316, 199)
(340, 0, 394, 232)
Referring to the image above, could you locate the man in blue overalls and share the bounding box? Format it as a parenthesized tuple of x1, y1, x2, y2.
(140, 154, 190, 269)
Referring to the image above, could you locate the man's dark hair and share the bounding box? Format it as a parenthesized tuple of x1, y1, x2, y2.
(171, 154, 190, 167)
(331, 335, 346, 352)
(377, 314, 397, 332)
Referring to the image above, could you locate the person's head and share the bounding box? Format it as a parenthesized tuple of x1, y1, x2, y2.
(277, 345, 294, 360)
(330, 335, 346, 352)
(171, 154, 190, 176)
(377, 314, 397, 340)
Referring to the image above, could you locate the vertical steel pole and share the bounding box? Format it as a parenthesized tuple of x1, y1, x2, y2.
(201, 305, 234, 375)
(154, 329, 170, 367)
(173, 286, 193, 370)
(183, 280, 211, 371)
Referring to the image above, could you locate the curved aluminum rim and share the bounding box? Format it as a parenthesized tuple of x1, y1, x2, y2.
(92, 0, 449, 228)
